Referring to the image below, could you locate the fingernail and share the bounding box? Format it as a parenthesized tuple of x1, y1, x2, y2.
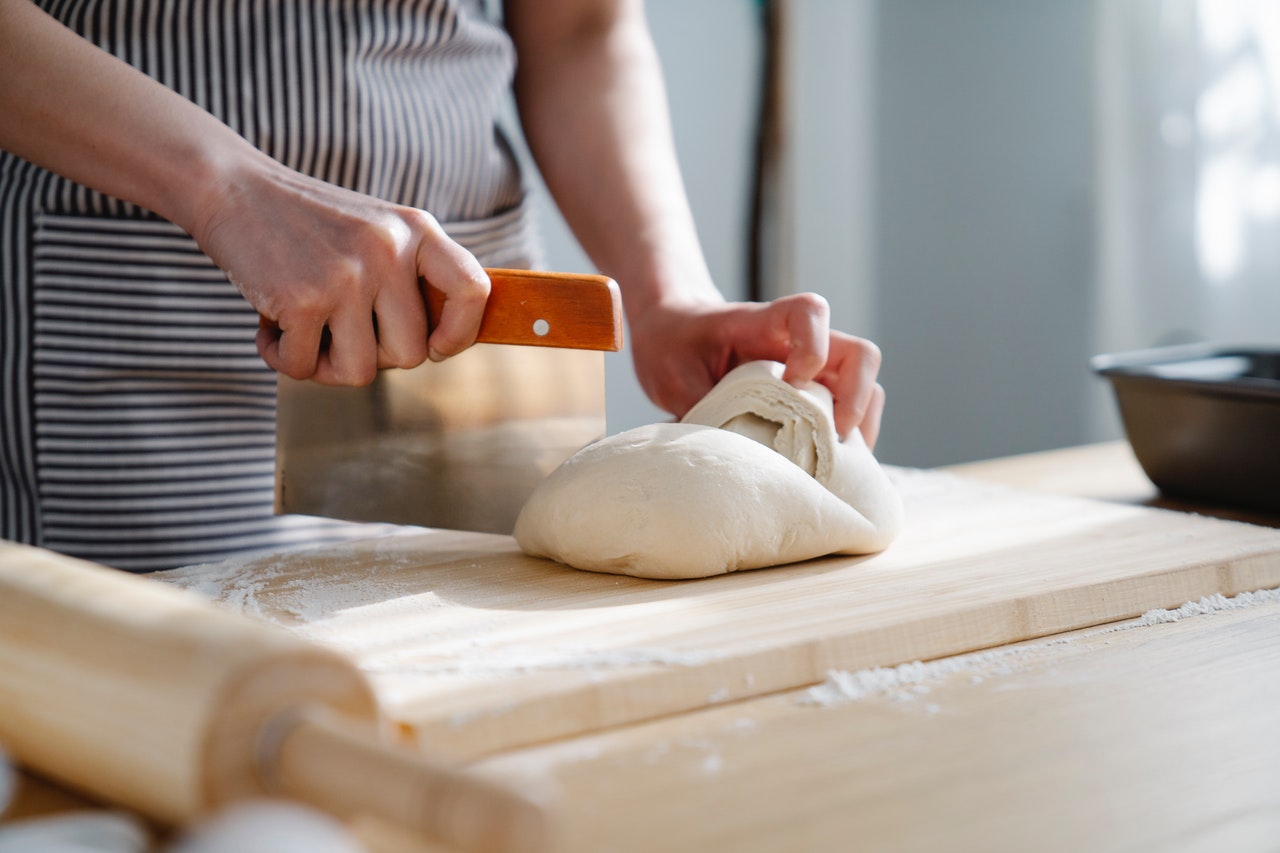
(428, 347, 446, 363)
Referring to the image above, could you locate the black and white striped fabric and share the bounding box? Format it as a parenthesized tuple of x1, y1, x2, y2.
(1, 0, 539, 571)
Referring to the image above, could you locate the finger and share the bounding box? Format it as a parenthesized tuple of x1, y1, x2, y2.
(773, 293, 831, 386)
(711, 294, 830, 377)
(859, 383, 885, 450)
(257, 316, 324, 380)
(823, 335, 882, 440)
(372, 284, 430, 369)
(312, 306, 378, 386)
(417, 233, 489, 361)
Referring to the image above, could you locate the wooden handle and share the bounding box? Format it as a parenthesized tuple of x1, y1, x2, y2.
(260, 269, 624, 354)
(266, 707, 553, 853)
(428, 269, 624, 352)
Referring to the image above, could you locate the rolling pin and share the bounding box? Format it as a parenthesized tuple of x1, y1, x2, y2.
(0, 541, 551, 853)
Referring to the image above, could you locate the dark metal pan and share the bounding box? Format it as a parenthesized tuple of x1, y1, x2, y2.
(1092, 344, 1280, 512)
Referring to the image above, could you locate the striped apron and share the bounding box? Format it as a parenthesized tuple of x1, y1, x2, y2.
(0, 0, 540, 571)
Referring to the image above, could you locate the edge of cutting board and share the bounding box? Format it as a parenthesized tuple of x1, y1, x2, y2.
(160, 468, 1280, 759)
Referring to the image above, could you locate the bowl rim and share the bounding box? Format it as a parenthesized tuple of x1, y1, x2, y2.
(1090, 343, 1280, 401)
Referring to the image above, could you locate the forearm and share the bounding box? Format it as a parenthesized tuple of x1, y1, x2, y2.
(0, 0, 268, 235)
(0, 0, 491, 385)
(505, 0, 722, 321)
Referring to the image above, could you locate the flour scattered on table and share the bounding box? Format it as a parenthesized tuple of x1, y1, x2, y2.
(1116, 587, 1280, 628)
(639, 736, 724, 775)
(802, 585, 1280, 709)
(800, 650, 1030, 709)
(448, 700, 519, 729)
(641, 741, 672, 765)
(364, 644, 725, 678)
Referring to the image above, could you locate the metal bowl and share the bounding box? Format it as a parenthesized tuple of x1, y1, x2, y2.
(1092, 344, 1280, 512)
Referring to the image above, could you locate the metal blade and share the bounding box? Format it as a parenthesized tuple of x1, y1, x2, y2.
(275, 344, 606, 534)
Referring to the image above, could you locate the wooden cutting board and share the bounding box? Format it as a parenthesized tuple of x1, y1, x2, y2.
(158, 468, 1280, 759)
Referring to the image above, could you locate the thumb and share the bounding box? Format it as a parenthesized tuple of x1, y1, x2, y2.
(417, 235, 490, 360)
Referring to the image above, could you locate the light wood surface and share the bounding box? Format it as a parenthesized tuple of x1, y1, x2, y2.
(8, 442, 1280, 853)
(949, 441, 1280, 527)
(445, 443, 1280, 852)
(160, 465, 1280, 760)
(945, 440, 1157, 502)
(464, 592, 1280, 853)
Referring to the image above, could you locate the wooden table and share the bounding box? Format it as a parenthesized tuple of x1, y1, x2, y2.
(6, 442, 1280, 852)
(436, 443, 1280, 852)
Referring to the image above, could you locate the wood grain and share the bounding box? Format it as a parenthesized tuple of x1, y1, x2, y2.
(0, 542, 550, 852)
(949, 441, 1280, 528)
(159, 468, 1280, 759)
(426, 269, 623, 352)
(466, 597, 1280, 853)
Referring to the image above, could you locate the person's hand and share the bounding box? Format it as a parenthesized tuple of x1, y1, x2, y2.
(192, 158, 490, 385)
(629, 293, 885, 448)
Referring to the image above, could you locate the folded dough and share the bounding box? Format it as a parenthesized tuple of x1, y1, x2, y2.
(513, 360, 904, 579)
(681, 360, 903, 551)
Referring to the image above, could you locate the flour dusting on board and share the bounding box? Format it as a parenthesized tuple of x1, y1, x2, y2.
(802, 586, 1280, 709)
(363, 644, 725, 678)
(160, 537, 725, 704)
(162, 534, 437, 626)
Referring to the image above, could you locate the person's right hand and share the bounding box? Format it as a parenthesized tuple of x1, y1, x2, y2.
(192, 158, 491, 385)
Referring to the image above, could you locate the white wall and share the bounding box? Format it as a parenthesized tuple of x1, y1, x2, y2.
(866, 0, 1099, 467)
(1091, 0, 1280, 434)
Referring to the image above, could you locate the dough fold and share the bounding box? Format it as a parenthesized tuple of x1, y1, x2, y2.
(514, 360, 903, 579)
(681, 360, 903, 552)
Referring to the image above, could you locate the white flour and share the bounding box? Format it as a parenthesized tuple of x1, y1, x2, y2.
(801, 585, 1280, 709)
(164, 546, 728, 682)
(1118, 587, 1280, 627)
(162, 534, 427, 625)
(365, 645, 725, 679)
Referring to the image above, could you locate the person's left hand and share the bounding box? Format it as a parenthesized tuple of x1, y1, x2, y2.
(628, 292, 885, 448)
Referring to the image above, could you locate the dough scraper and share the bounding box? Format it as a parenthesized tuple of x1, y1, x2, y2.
(274, 268, 623, 534)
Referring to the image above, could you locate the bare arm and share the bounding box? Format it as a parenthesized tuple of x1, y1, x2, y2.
(0, 0, 488, 384)
(505, 0, 884, 444)
(0, 0, 239, 234)
(505, 0, 719, 317)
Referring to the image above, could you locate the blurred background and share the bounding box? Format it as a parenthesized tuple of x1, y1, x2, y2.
(517, 0, 1280, 468)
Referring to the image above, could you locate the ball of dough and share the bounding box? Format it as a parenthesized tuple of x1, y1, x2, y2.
(514, 424, 887, 579)
(514, 360, 903, 580)
(681, 360, 903, 547)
